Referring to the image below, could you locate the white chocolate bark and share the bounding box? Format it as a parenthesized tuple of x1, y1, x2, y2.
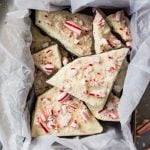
(93, 10, 123, 54)
(36, 10, 93, 57)
(32, 87, 103, 137)
(87, 94, 119, 121)
(32, 44, 62, 75)
(107, 11, 132, 43)
(47, 48, 129, 109)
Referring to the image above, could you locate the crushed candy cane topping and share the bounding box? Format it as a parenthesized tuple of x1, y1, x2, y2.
(99, 38, 108, 46)
(115, 11, 123, 21)
(89, 91, 100, 97)
(106, 66, 116, 73)
(88, 89, 106, 98)
(46, 49, 52, 53)
(45, 64, 54, 70)
(67, 101, 78, 110)
(62, 105, 67, 114)
(64, 21, 82, 35)
(60, 113, 71, 127)
(48, 115, 53, 121)
(39, 113, 46, 122)
(96, 95, 119, 120)
(38, 117, 49, 133)
(99, 89, 106, 98)
(81, 110, 90, 121)
(99, 18, 105, 27)
(47, 120, 56, 129)
(62, 57, 69, 65)
(74, 39, 80, 44)
(64, 83, 72, 90)
(70, 120, 79, 128)
(126, 41, 132, 47)
(40, 63, 54, 75)
(109, 111, 118, 119)
(107, 39, 115, 48)
(56, 92, 70, 102)
(42, 109, 49, 118)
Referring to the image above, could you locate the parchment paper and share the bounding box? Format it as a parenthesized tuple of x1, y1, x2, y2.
(15, 0, 70, 11)
(0, 0, 150, 150)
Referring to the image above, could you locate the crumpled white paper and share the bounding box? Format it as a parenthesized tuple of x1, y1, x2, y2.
(14, 0, 70, 11)
(0, 0, 150, 150)
(0, 2, 34, 150)
(71, 0, 129, 13)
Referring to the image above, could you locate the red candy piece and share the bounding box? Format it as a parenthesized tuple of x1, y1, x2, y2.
(38, 117, 49, 133)
(64, 21, 81, 35)
(57, 92, 70, 102)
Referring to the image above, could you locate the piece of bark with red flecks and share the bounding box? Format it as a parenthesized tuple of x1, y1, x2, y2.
(32, 87, 103, 137)
(93, 9, 124, 54)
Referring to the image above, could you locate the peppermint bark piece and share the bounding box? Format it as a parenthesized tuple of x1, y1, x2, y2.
(93, 10, 123, 54)
(47, 48, 129, 109)
(34, 67, 52, 96)
(87, 94, 119, 121)
(106, 11, 132, 47)
(32, 44, 62, 76)
(32, 87, 103, 137)
(31, 25, 54, 53)
(36, 10, 93, 57)
(113, 59, 128, 96)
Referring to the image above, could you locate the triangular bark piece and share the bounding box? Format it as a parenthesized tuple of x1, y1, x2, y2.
(32, 87, 103, 137)
(93, 10, 124, 54)
(106, 10, 132, 46)
(87, 93, 119, 121)
(47, 48, 129, 109)
(32, 44, 62, 75)
(36, 10, 93, 56)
